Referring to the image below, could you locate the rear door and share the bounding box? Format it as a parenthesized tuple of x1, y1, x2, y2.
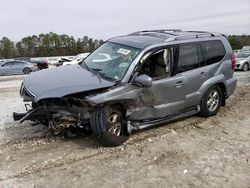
(13, 61, 25, 74)
(174, 43, 208, 108)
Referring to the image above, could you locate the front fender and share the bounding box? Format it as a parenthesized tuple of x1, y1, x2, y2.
(86, 84, 143, 106)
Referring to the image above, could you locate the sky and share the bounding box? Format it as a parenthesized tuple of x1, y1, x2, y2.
(0, 0, 249, 41)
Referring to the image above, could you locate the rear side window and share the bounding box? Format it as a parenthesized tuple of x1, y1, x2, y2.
(177, 44, 199, 73)
(201, 41, 226, 65)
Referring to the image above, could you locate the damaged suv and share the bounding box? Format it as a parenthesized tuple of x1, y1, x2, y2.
(13, 30, 237, 147)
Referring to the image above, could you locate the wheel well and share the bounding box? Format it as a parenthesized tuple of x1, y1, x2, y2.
(217, 83, 227, 106)
(93, 102, 127, 115)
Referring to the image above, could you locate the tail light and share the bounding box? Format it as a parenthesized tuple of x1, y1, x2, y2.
(231, 52, 236, 70)
(33, 64, 37, 67)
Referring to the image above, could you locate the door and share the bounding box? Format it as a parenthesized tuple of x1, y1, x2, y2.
(0, 61, 15, 75)
(12, 61, 25, 74)
(174, 43, 208, 108)
(128, 47, 186, 121)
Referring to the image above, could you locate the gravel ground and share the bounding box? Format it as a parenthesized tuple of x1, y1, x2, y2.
(0, 71, 250, 188)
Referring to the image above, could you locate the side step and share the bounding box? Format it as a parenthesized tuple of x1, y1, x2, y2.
(127, 106, 200, 134)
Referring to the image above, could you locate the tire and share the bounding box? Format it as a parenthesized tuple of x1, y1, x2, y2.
(242, 63, 249, 72)
(23, 67, 32, 74)
(199, 85, 222, 117)
(90, 106, 129, 147)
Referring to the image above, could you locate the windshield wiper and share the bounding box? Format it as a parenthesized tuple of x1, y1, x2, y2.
(81, 61, 90, 71)
(91, 68, 102, 71)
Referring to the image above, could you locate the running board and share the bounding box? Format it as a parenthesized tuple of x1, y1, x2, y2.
(127, 106, 200, 134)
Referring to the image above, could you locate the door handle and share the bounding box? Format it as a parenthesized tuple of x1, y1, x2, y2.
(175, 81, 184, 88)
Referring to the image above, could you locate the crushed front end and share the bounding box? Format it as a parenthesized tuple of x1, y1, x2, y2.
(13, 82, 103, 135)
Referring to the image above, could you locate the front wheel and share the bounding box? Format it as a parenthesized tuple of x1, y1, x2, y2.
(199, 85, 222, 117)
(90, 106, 129, 147)
(23, 67, 32, 74)
(242, 63, 249, 71)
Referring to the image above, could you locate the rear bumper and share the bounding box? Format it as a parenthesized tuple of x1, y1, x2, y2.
(226, 76, 237, 96)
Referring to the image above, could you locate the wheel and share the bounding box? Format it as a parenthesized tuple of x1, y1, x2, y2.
(23, 67, 32, 74)
(90, 106, 128, 147)
(242, 63, 249, 71)
(199, 85, 222, 117)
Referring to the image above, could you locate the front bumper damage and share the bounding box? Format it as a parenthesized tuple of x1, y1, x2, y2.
(13, 109, 37, 122)
(13, 96, 95, 135)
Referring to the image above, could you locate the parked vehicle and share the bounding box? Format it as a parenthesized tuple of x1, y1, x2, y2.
(0, 60, 38, 75)
(235, 52, 250, 71)
(242, 46, 250, 52)
(62, 53, 90, 66)
(13, 30, 237, 147)
(57, 57, 74, 66)
(31, 60, 49, 70)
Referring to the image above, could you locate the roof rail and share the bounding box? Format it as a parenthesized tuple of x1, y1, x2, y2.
(165, 32, 221, 42)
(129, 29, 182, 36)
(185, 30, 216, 36)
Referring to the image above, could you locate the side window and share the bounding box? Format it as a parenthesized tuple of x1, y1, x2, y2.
(13, 61, 24, 66)
(177, 44, 199, 73)
(139, 48, 171, 79)
(201, 41, 226, 65)
(3, 62, 14, 66)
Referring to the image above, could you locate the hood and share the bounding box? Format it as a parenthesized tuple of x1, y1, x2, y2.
(23, 64, 115, 101)
(236, 58, 246, 64)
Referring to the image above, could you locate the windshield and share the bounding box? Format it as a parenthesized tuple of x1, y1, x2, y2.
(81, 42, 140, 82)
(236, 53, 250, 58)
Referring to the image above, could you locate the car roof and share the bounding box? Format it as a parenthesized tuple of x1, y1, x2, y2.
(109, 29, 224, 49)
(5, 60, 29, 63)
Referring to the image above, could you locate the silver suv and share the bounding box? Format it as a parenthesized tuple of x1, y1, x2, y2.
(13, 30, 237, 147)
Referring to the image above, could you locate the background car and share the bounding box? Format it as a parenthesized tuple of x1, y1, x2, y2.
(62, 53, 90, 66)
(0, 60, 38, 75)
(235, 52, 250, 71)
(31, 60, 49, 70)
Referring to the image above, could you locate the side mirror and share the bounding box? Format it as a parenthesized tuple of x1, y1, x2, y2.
(134, 74, 152, 87)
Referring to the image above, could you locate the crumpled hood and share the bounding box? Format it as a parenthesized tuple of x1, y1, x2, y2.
(23, 64, 115, 101)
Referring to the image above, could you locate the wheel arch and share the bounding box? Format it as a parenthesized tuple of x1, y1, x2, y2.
(216, 82, 227, 106)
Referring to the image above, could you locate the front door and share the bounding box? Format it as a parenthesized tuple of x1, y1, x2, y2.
(127, 47, 186, 121)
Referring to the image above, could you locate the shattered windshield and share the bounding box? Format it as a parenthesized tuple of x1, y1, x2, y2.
(81, 42, 140, 82)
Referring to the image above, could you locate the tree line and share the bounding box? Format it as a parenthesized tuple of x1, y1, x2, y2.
(0, 33, 249, 59)
(0, 32, 104, 59)
(228, 35, 250, 50)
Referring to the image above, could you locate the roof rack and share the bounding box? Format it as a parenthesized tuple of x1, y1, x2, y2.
(186, 30, 216, 35)
(165, 32, 221, 42)
(129, 29, 182, 36)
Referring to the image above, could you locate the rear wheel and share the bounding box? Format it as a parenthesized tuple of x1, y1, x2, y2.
(23, 67, 32, 74)
(242, 63, 249, 71)
(200, 85, 222, 117)
(90, 106, 128, 147)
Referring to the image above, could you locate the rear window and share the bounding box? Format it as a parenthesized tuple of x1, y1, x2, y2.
(201, 41, 226, 65)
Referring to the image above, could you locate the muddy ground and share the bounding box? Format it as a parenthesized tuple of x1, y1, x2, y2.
(0, 72, 250, 188)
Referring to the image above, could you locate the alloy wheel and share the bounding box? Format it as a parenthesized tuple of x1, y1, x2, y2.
(108, 112, 122, 136)
(207, 90, 219, 112)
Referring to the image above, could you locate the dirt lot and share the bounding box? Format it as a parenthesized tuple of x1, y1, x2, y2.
(0, 72, 250, 188)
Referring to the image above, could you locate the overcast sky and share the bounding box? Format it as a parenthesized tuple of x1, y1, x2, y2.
(0, 0, 249, 41)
